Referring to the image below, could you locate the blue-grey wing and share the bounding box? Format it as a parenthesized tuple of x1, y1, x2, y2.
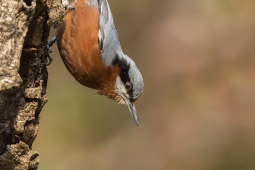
(98, 0, 122, 66)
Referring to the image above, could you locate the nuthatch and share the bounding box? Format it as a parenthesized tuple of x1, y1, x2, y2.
(56, 0, 144, 126)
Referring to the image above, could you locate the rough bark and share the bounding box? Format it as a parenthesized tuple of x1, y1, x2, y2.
(0, 0, 65, 169)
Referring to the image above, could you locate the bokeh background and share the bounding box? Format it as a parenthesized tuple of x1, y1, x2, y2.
(34, 0, 255, 169)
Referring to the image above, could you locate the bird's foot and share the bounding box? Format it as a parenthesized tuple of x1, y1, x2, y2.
(47, 36, 56, 53)
(44, 37, 56, 66)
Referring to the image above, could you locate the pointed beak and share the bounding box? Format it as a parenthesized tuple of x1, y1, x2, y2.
(125, 98, 140, 126)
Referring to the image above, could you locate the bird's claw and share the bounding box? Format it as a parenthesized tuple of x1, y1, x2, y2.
(47, 36, 56, 53)
(44, 37, 56, 66)
(44, 54, 53, 66)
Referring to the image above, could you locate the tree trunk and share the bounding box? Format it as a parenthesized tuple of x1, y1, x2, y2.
(0, 0, 65, 169)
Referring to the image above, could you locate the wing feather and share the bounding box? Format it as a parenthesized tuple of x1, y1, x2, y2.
(97, 0, 122, 66)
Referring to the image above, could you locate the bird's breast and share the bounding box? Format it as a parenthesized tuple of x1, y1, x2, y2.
(56, 0, 107, 89)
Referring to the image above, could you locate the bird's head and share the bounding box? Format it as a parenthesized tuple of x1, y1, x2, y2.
(98, 52, 144, 126)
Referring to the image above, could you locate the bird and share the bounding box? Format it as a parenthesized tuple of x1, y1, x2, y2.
(56, 0, 144, 126)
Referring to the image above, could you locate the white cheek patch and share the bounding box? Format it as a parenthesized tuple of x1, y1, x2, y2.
(115, 76, 129, 106)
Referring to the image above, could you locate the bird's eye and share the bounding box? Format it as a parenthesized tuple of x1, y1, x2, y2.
(125, 82, 132, 91)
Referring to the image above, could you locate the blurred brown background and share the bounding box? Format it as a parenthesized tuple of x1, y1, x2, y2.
(34, 0, 255, 169)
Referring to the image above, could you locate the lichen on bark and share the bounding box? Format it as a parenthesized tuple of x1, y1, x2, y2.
(0, 0, 36, 92)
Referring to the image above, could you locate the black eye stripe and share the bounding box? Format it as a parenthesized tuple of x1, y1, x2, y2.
(112, 55, 130, 84)
(112, 55, 133, 100)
